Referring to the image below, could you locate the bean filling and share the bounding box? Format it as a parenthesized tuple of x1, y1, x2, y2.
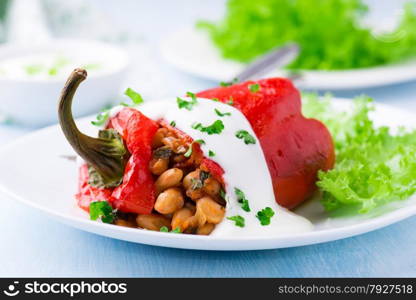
(115, 125, 226, 235)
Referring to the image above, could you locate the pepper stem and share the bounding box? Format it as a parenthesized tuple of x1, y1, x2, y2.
(58, 68, 126, 188)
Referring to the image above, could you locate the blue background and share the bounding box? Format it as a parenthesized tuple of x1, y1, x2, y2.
(0, 0, 415, 277)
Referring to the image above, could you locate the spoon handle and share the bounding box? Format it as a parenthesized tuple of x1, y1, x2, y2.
(233, 43, 299, 82)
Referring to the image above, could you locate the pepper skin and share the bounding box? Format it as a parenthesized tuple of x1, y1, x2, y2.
(197, 78, 335, 209)
(108, 108, 159, 214)
(76, 164, 113, 212)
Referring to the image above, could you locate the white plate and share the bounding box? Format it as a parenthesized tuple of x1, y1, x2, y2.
(161, 28, 416, 90)
(0, 98, 415, 251)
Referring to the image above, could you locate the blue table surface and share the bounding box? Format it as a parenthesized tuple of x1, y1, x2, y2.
(1, 0, 416, 277)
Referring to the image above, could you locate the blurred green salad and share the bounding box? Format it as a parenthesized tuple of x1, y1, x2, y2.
(0, 0, 9, 20)
(198, 0, 416, 70)
(0, 0, 10, 42)
(303, 94, 416, 215)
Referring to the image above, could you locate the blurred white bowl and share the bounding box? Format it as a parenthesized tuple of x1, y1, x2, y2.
(0, 39, 129, 127)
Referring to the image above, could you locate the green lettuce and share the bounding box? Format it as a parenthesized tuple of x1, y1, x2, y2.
(198, 0, 416, 70)
(303, 94, 416, 214)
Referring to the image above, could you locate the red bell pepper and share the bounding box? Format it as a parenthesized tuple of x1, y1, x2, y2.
(75, 108, 159, 214)
(108, 108, 159, 214)
(76, 107, 226, 215)
(75, 164, 113, 212)
(74, 76, 333, 213)
(197, 78, 335, 209)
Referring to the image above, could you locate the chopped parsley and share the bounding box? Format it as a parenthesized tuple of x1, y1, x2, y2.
(235, 130, 256, 145)
(235, 188, 250, 212)
(256, 207, 275, 226)
(186, 91, 197, 99)
(160, 226, 169, 232)
(220, 188, 227, 200)
(153, 147, 172, 159)
(184, 139, 205, 158)
(124, 87, 144, 105)
(89, 201, 116, 224)
(200, 170, 210, 182)
(214, 108, 231, 117)
(227, 97, 234, 106)
(177, 93, 198, 110)
(208, 150, 216, 157)
(170, 120, 176, 127)
(212, 98, 220, 102)
(91, 106, 111, 126)
(192, 120, 225, 135)
(160, 226, 182, 233)
(220, 78, 238, 86)
(249, 83, 260, 93)
(171, 227, 182, 233)
(191, 171, 210, 190)
(227, 215, 245, 227)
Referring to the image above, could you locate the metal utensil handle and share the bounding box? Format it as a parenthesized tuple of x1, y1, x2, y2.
(233, 43, 299, 83)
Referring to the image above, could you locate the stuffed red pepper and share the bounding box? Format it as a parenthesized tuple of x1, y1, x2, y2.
(58, 69, 333, 236)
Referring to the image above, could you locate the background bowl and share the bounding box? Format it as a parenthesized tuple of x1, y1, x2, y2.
(0, 39, 129, 127)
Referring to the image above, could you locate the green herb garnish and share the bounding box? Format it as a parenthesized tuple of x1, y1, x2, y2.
(177, 93, 198, 110)
(184, 139, 205, 158)
(227, 97, 234, 106)
(220, 78, 238, 86)
(91, 107, 111, 127)
(227, 215, 245, 227)
(208, 150, 216, 157)
(192, 120, 225, 135)
(171, 227, 182, 233)
(190, 171, 210, 190)
(160, 226, 182, 233)
(220, 188, 227, 200)
(186, 91, 197, 100)
(153, 146, 172, 159)
(235, 130, 256, 145)
(124, 88, 144, 106)
(170, 120, 176, 127)
(160, 226, 169, 232)
(256, 207, 275, 225)
(248, 83, 260, 93)
(235, 187, 250, 212)
(90, 201, 116, 224)
(215, 108, 231, 117)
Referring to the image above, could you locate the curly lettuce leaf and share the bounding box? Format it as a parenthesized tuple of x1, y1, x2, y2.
(303, 94, 416, 214)
(198, 0, 416, 70)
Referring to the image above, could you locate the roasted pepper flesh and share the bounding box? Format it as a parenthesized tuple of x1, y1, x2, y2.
(197, 78, 335, 209)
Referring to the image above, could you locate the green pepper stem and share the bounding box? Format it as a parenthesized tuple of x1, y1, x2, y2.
(58, 68, 126, 187)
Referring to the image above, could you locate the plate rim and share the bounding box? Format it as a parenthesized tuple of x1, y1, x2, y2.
(160, 27, 416, 90)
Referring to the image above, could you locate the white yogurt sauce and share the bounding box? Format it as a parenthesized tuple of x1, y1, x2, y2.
(108, 97, 312, 237)
(0, 52, 103, 80)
